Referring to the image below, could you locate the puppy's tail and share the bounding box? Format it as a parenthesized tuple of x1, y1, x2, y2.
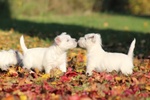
(128, 38, 136, 58)
(20, 35, 28, 53)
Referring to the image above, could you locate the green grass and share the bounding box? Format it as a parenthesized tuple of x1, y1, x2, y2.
(16, 13, 150, 33)
(0, 13, 150, 56)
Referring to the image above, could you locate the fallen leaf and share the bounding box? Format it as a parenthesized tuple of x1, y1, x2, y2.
(2, 95, 15, 100)
(145, 85, 150, 91)
(103, 22, 109, 27)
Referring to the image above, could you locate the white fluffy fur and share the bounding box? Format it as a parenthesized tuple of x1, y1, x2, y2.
(78, 33, 136, 75)
(0, 49, 23, 71)
(20, 32, 77, 73)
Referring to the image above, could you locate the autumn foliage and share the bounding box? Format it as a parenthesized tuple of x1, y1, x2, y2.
(0, 48, 150, 100)
(0, 31, 150, 100)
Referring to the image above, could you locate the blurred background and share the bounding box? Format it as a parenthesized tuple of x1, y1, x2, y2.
(0, 0, 150, 57)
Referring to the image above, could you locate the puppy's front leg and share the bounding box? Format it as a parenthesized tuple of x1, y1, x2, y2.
(59, 62, 67, 72)
(1, 66, 9, 71)
(86, 65, 95, 76)
(44, 66, 53, 74)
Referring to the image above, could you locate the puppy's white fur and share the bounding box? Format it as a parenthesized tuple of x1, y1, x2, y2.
(20, 32, 77, 73)
(0, 49, 23, 70)
(78, 33, 136, 75)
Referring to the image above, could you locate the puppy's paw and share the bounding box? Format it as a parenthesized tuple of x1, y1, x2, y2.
(121, 69, 133, 75)
(86, 71, 92, 76)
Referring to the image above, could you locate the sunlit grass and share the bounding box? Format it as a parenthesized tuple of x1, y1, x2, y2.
(15, 13, 150, 33)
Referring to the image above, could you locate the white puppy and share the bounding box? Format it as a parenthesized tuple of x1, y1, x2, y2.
(20, 32, 77, 73)
(78, 33, 136, 75)
(0, 49, 23, 71)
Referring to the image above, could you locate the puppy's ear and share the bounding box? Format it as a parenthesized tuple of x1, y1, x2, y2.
(90, 35, 96, 43)
(95, 33, 101, 38)
(54, 37, 61, 45)
(61, 32, 67, 35)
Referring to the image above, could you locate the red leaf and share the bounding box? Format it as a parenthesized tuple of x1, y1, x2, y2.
(20, 84, 32, 92)
(68, 67, 73, 72)
(60, 67, 78, 82)
(104, 74, 114, 81)
(68, 94, 80, 100)
(144, 72, 150, 78)
(60, 76, 70, 82)
(43, 81, 54, 91)
(65, 67, 78, 77)
(80, 95, 92, 100)
(137, 92, 149, 98)
(124, 89, 134, 96)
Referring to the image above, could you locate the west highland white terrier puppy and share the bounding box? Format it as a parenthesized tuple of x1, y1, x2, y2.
(0, 49, 23, 71)
(78, 33, 136, 75)
(20, 32, 77, 73)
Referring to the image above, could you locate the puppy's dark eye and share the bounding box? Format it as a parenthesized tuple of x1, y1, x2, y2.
(67, 39, 69, 42)
(85, 38, 86, 40)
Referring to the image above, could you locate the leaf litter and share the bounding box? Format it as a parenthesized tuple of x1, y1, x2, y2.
(0, 31, 150, 100)
(0, 53, 149, 100)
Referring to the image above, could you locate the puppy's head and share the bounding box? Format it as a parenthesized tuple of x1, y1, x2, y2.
(54, 32, 77, 50)
(78, 33, 102, 49)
